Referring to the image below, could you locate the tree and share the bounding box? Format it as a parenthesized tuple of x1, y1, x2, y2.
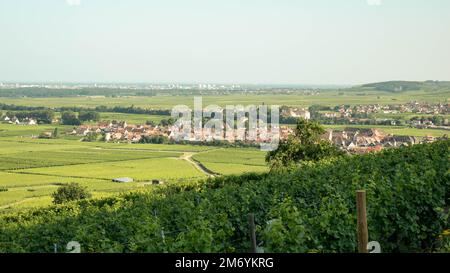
(139, 135, 169, 144)
(266, 118, 344, 170)
(432, 115, 444, 126)
(4, 110, 54, 124)
(61, 111, 81, 125)
(82, 132, 99, 142)
(308, 105, 328, 120)
(79, 111, 101, 122)
(52, 183, 91, 204)
(53, 128, 59, 138)
(159, 118, 175, 126)
(145, 120, 156, 126)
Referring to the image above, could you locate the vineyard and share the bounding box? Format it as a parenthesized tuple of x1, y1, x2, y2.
(0, 140, 449, 253)
(191, 149, 268, 175)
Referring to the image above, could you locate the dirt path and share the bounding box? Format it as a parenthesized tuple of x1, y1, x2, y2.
(181, 153, 218, 177)
(0, 196, 40, 210)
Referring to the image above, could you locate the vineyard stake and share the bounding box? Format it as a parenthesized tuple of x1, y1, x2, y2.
(356, 190, 369, 253)
(248, 213, 257, 253)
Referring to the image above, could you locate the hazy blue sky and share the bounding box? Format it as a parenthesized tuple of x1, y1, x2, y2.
(0, 0, 449, 84)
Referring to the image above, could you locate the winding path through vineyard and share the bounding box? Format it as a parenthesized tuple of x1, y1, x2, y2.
(181, 152, 218, 177)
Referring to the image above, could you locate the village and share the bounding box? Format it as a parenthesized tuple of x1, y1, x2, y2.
(1, 101, 448, 154)
(69, 119, 445, 154)
(346, 101, 448, 116)
(71, 120, 290, 145)
(316, 102, 450, 129)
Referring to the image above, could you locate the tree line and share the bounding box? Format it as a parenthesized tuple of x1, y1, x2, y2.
(0, 103, 171, 116)
(4, 110, 54, 124)
(61, 111, 101, 125)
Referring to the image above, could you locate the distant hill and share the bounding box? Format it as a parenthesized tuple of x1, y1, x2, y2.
(361, 80, 450, 92)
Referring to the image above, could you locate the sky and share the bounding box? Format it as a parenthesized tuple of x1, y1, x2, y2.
(0, 0, 449, 85)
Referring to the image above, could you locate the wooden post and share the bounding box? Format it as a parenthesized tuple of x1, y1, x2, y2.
(356, 190, 368, 253)
(248, 213, 257, 253)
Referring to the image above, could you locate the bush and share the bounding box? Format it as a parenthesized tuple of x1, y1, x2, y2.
(266, 118, 344, 170)
(51, 183, 91, 205)
(82, 132, 100, 142)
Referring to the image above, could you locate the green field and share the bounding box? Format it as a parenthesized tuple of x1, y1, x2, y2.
(372, 112, 450, 121)
(90, 112, 167, 125)
(1, 89, 448, 109)
(0, 124, 267, 212)
(322, 124, 449, 137)
(17, 158, 205, 181)
(1, 119, 447, 212)
(192, 148, 268, 175)
(1, 88, 448, 212)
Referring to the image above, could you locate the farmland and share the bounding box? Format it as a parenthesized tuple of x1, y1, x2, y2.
(322, 125, 450, 137)
(0, 86, 449, 213)
(192, 148, 268, 175)
(1, 140, 448, 253)
(1, 88, 449, 109)
(0, 124, 267, 212)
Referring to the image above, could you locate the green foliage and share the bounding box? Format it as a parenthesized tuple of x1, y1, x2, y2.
(308, 104, 332, 120)
(52, 128, 59, 138)
(159, 118, 175, 126)
(0, 141, 448, 253)
(139, 135, 169, 144)
(5, 110, 54, 124)
(435, 230, 450, 252)
(262, 198, 309, 253)
(362, 81, 424, 92)
(192, 148, 268, 175)
(51, 183, 92, 205)
(61, 111, 81, 126)
(79, 111, 101, 122)
(145, 120, 156, 126)
(82, 132, 100, 142)
(361, 80, 450, 93)
(266, 118, 344, 170)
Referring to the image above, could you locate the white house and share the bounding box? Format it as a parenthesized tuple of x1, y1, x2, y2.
(290, 109, 311, 120)
(104, 133, 111, 142)
(76, 127, 91, 136)
(26, 118, 37, 125)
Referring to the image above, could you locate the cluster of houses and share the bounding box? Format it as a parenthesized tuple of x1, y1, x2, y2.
(400, 102, 449, 115)
(71, 121, 170, 143)
(1, 115, 37, 125)
(332, 102, 449, 117)
(72, 120, 293, 144)
(321, 128, 440, 154)
(71, 119, 445, 154)
(317, 102, 450, 129)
